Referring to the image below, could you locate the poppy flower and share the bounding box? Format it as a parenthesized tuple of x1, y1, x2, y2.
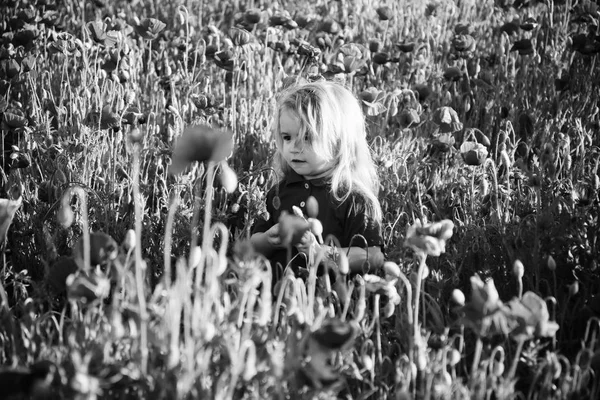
(413, 84, 432, 102)
(358, 87, 386, 116)
(318, 18, 340, 34)
(269, 10, 292, 26)
(396, 42, 416, 52)
(13, 28, 38, 48)
(432, 133, 455, 152)
(460, 141, 488, 166)
(3, 110, 28, 128)
(443, 66, 463, 81)
(369, 39, 382, 53)
(229, 27, 251, 46)
(499, 21, 520, 35)
(507, 291, 559, 339)
(311, 318, 357, 350)
(20, 54, 36, 72)
(1, 58, 20, 80)
(66, 269, 111, 303)
(277, 211, 310, 247)
(452, 34, 476, 53)
(87, 21, 119, 47)
(243, 8, 262, 25)
(0, 194, 22, 244)
(372, 52, 390, 64)
(461, 274, 513, 336)
(520, 17, 538, 31)
(73, 232, 119, 270)
(454, 23, 471, 35)
(169, 124, 234, 175)
(84, 106, 120, 131)
(294, 14, 313, 29)
(363, 274, 401, 304)
(133, 18, 166, 40)
(431, 106, 462, 133)
(511, 38, 534, 55)
(404, 219, 454, 257)
(376, 6, 393, 20)
(398, 108, 420, 128)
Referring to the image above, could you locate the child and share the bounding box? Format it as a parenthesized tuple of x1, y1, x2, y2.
(250, 80, 384, 280)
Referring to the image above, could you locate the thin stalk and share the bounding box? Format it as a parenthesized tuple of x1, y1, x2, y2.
(132, 142, 148, 374)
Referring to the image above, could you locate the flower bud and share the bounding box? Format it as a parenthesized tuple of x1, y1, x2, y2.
(381, 261, 398, 276)
(382, 301, 395, 318)
(57, 204, 74, 228)
(122, 229, 136, 252)
(308, 218, 323, 238)
(547, 255, 556, 271)
(219, 162, 238, 193)
(306, 196, 319, 218)
(338, 251, 349, 275)
(189, 246, 202, 268)
(451, 289, 465, 306)
(513, 260, 525, 279)
(569, 281, 579, 296)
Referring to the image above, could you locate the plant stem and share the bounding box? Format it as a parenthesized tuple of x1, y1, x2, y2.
(507, 337, 525, 381)
(132, 142, 148, 375)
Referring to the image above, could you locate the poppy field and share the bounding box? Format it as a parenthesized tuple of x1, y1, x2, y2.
(1, 0, 599, 398)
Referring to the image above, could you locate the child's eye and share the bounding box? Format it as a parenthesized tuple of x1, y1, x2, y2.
(282, 134, 291, 141)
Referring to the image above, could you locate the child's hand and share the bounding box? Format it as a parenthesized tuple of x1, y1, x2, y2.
(265, 224, 284, 248)
(295, 230, 318, 256)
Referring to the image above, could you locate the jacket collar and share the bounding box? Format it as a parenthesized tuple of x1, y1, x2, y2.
(283, 169, 330, 187)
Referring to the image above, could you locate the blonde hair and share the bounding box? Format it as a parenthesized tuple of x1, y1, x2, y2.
(272, 80, 382, 223)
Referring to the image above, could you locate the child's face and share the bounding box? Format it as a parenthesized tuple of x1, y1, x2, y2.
(279, 108, 333, 180)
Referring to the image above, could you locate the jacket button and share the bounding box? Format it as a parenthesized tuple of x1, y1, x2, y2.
(300, 201, 305, 207)
(304, 183, 309, 189)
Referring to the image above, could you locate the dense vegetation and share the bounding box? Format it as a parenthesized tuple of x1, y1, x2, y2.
(0, 0, 599, 398)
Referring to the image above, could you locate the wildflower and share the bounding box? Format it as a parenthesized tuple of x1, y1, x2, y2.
(511, 38, 534, 55)
(133, 17, 166, 40)
(2, 58, 21, 79)
(398, 109, 420, 128)
(363, 274, 400, 303)
(507, 291, 559, 339)
(520, 17, 538, 31)
(396, 42, 416, 52)
(169, 125, 234, 175)
(462, 275, 513, 335)
(404, 219, 454, 257)
(358, 87, 386, 116)
(413, 84, 432, 102)
(369, 39, 382, 53)
(460, 141, 488, 166)
(87, 21, 119, 47)
(73, 232, 119, 271)
(454, 23, 471, 35)
(2, 110, 28, 128)
(443, 66, 463, 81)
(66, 269, 111, 303)
(0, 194, 22, 244)
(311, 318, 357, 350)
(84, 106, 120, 131)
(243, 9, 262, 25)
(383, 261, 401, 279)
(20, 55, 36, 73)
(499, 21, 520, 36)
(452, 34, 476, 53)
(372, 52, 390, 64)
(229, 27, 251, 46)
(376, 6, 393, 20)
(432, 133, 455, 152)
(269, 10, 292, 26)
(431, 106, 463, 133)
(318, 18, 340, 34)
(277, 211, 310, 247)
